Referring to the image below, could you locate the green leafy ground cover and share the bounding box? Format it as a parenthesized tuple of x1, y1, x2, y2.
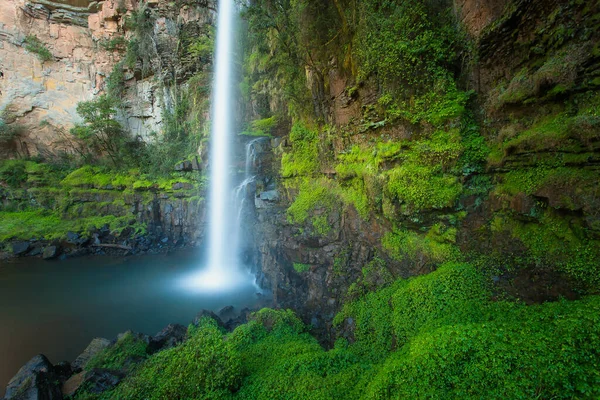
(75, 262, 600, 399)
(0, 161, 203, 241)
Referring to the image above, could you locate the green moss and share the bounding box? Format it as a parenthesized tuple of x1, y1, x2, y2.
(386, 164, 462, 211)
(293, 263, 310, 273)
(281, 122, 320, 178)
(336, 262, 600, 398)
(495, 211, 600, 289)
(241, 116, 277, 137)
(286, 178, 337, 225)
(75, 268, 600, 399)
(382, 225, 461, 265)
(86, 332, 148, 371)
(0, 210, 144, 241)
(102, 318, 241, 400)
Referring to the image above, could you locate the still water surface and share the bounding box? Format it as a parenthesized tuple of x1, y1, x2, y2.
(0, 250, 265, 396)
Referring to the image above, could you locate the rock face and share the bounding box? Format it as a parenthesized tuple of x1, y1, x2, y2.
(71, 338, 111, 372)
(239, 0, 600, 343)
(0, 0, 215, 157)
(148, 323, 187, 353)
(3, 355, 62, 400)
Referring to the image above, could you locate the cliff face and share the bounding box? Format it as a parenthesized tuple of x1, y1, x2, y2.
(0, 0, 214, 158)
(242, 0, 600, 341)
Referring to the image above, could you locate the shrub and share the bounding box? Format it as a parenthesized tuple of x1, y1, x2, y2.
(24, 35, 53, 62)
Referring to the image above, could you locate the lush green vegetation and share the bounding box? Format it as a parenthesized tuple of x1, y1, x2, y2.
(0, 160, 203, 241)
(75, 263, 600, 399)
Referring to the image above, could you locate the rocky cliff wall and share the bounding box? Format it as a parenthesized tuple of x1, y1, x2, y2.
(242, 0, 600, 342)
(0, 0, 214, 158)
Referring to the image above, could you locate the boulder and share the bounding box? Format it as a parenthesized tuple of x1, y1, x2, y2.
(71, 338, 111, 372)
(11, 241, 30, 256)
(148, 324, 187, 353)
(42, 246, 59, 260)
(4, 354, 62, 400)
(62, 369, 123, 397)
(259, 190, 279, 202)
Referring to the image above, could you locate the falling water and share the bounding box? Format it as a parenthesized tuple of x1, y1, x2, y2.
(206, 0, 234, 272)
(184, 0, 254, 291)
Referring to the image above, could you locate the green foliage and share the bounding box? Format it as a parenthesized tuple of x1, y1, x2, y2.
(240, 0, 342, 119)
(0, 159, 28, 188)
(86, 332, 148, 371)
(105, 62, 126, 100)
(241, 116, 277, 137)
(71, 95, 135, 168)
(281, 122, 320, 177)
(105, 318, 241, 399)
(293, 262, 310, 273)
(311, 215, 331, 236)
(493, 211, 600, 289)
(187, 32, 214, 61)
(387, 164, 462, 211)
(0, 209, 141, 241)
(0, 119, 25, 145)
(100, 36, 128, 52)
(143, 79, 209, 175)
(382, 224, 460, 264)
(123, 3, 155, 77)
(354, 0, 467, 127)
(337, 262, 600, 399)
(286, 179, 337, 225)
(24, 35, 53, 62)
(76, 272, 600, 400)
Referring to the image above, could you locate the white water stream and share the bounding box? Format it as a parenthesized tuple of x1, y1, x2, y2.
(184, 0, 256, 291)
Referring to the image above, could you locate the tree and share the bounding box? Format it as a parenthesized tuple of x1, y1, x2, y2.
(71, 95, 127, 168)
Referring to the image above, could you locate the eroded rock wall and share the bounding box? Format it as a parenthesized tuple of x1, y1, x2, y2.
(243, 0, 600, 341)
(0, 0, 215, 157)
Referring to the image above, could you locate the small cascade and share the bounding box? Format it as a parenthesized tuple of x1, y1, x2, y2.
(231, 138, 267, 261)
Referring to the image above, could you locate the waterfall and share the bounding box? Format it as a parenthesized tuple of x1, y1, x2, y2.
(206, 0, 234, 272)
(185, 0, 255, 291)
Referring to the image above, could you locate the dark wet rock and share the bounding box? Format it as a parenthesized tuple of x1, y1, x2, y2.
(172, 182, 193, 190)
(259, 190, 279, 202)
(224, 308, 252, 331)
(174, 160, 193, 171)
(42, 246, 59, 260)
(193, 310, 225, 329)
(149, 324, 187, 353)
(4, 354, 62, 400)
(71, 338, 111, 373)
(12, 241, 30, 256)
(66, 232, 79, 245)
(27, 245, 43, 257)
(62, 369, 124, 397)
(218, 305, 234, 317)
(116, 331, 150, 345)
(191, 156, 201, 171)
(53, 362, 72, 384)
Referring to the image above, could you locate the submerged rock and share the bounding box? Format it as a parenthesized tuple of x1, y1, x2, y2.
(4, 354, 62, 400)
